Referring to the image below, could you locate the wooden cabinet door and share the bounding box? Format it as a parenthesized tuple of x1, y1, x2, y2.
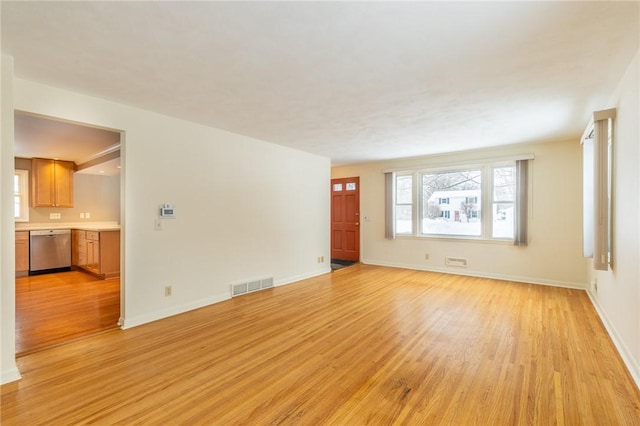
(86, 240, 100, 274)
(99, 231, 120, 278)
(15, 231, 29, 275)
(54, 160, 75, 208)
(31, 158, 75, 207)
(31, 158, 56, 207)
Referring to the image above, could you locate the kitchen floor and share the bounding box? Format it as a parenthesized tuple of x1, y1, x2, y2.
(15, 270, 120, 355)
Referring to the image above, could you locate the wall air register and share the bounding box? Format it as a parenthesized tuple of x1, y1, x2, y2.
(232, 277, 274, 297)
(445, 257, 468, 267)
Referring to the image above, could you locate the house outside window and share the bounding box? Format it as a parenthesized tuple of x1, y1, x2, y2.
(423, 169, 482, 236)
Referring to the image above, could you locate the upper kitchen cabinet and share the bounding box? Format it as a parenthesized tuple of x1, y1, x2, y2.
(31, 158, 76, 208)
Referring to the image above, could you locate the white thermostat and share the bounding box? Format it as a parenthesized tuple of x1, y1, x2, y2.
(159, 204, 176, 218)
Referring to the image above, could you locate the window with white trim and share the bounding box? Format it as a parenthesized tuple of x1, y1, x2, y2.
(14, 169, 29, 222)
(392, 161, 522, 240)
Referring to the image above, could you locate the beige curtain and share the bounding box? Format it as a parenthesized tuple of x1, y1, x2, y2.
(514, 160, 529, 246)
(592, 109, 615, 270)
(384, 172, 395, 239)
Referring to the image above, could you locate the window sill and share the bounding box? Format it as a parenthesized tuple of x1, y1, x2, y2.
(394, 234, 515, 245)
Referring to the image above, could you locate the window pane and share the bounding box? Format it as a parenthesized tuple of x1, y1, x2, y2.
(346, 182, 356, 191)
(333, 183, 343, 191)
(493, 202, 514, 238)
(421, 170, 481, 236)
(395, 205, 412, 234)
(14, 170, 30, 222)
(396, 175, 412, 204)
(493, 167, 515, 201)
(492, 166, 515, 238)
(395, 175, 413, 234)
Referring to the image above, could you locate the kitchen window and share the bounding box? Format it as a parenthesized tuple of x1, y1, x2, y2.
(14, 169, 29, 222)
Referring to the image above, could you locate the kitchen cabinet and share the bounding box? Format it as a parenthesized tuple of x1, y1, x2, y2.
(74, 230, 120, 279)
(31, 158, 76, 208)
(15, 231, 29, 277)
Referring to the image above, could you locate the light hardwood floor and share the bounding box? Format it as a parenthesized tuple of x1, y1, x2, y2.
(2, 265, 639, 425)
(15, 270, 120, 355)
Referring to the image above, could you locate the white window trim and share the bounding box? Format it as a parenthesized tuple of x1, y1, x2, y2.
(382, 153, 534, 174)
(391, 157, 530, 243)
(14, 169, 29, 222)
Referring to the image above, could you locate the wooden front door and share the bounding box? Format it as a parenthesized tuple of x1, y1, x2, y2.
(331, 177, 360, 262)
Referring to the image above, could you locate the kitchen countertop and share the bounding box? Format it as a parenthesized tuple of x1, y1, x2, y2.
(15, 222, 121, 232)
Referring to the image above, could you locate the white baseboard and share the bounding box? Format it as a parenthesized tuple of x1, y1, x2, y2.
(362, 259, 587, 290)
(1, 366, 21, 385)
(121, 292, 230, 329)
(120, 268, 331, 330)
(586, 291, 640, 389)
(275, 267, 331, 287)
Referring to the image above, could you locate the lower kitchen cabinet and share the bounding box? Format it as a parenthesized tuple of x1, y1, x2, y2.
(72, 229, 87, 268)
(73, 229, 120, 279)
(15, 231, 29, 277)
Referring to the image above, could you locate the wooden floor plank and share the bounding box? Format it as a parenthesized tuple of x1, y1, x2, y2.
(2, 264, 639, 425)
(15, 270, 120, 355)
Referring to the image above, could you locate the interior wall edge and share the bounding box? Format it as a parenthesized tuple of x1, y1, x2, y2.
(0, 54, 21, 385)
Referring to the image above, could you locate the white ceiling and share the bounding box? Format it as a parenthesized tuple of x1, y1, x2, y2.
(2, 1, 638, 166)
(14, 112, 121, 165)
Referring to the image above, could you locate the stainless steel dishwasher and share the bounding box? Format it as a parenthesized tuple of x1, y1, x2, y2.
(29, 229, 72, 273)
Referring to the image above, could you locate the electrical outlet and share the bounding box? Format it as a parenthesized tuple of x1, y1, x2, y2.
(317, 256, 325, 263)
(424, 253, 430, 260)
(80, 213, 85, 219)
(591, 279, 598, 293)
(154, 219, 162, 231)
(164, 286, 172, 296)
(85, 212, 91, 219)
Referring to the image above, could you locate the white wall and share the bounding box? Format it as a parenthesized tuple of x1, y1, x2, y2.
(587, 51, 640, 386)
(1, 74, 331, 383)
(1, 56, 21, 383)
(332, 139, 587, 288)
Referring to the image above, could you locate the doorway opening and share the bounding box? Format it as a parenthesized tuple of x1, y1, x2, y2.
(13, 112, 124, 355)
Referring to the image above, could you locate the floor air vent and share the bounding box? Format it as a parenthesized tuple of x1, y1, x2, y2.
(231, 277, 274, 297)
